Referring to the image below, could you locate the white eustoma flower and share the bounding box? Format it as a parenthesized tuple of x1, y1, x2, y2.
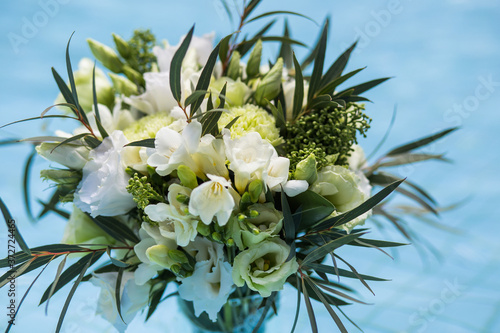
(144, 200, 198, 247)
(188, 174, 235, 226)
(133, 223, 178, 285)
(178, 237, 233, 321)
(223, 130, 275, 193)
(266, 155, 308, 197)
(74, 131, 136, 217)
(90, 271, 149, 333)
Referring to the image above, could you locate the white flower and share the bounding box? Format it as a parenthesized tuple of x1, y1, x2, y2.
(144, 200, 198, 247)
(348, 144, 369, 172)
(266, 155, 308, 197)
(310, 165, 372, 232)
(188, 174, 235, 226)
(36, 142, 90, 170)
(154, 33, 215, 72)
(133, 223, 178, 285)
(62, 205, 116, 245)
(178, 237, 233, 321)
(223, 130, 275, 193)
(125, 72, 177, 115)
(90, 271, 149, 333)
(74, 131, 135, 217)
(283, 79, 309, 120)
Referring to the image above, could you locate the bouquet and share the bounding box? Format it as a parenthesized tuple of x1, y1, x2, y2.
(0, 1, 455, 332)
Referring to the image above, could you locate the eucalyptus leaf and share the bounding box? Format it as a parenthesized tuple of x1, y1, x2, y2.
(170, 25, 195, 102)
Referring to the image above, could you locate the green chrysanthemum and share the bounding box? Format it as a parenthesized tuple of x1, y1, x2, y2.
(123, 112, 176, 141)
(218, 104, 284, 146)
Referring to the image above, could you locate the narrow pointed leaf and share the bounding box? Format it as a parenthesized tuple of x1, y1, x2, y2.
(23, 149, 37, 221)
(45, 255, 67, 315)
(246, 10, 316, 24)
(319, 41, 358, 89)
(0, 198, 30, 255)
(1, 115, 77, 129)
(386, 127, 458, 156)
(125, 138, 155, 148)
(302, 278, 318, 333)
(301, 17, 329, 70)
(338, 77, 391, 97)
(170, 25, 195, 102)
(91, 215, 140, 244)
(292, 52, 304, 120)
(92, 63, 108, 139)
(301, 232, 366, 267)
(317, 67, 365, 96)
(191, 43, 221, 116)
(308, 21, 328, 103)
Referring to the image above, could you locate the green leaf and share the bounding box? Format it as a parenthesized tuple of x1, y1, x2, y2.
(126, 138, 155, 148)
(377, 153, 449, 168)
(337, 77, 391, 97)
(385, 127, 458, 156)
(224, 115, 241, 130)
(369, 172, 437, 205)
(350, 238, 407, 248)
(40, 251, 104, 305)
(312, 179, 404, 231)
(170, 25, 195, 102)
(245, 36, 307, 48)
(319, 41, 358, 89)
(218, 34, 233, 65)
(1, 115, 77, 129)
(289, 274, 301, 333)
(92, 63, 109, 139)
(0, 256, 54, 288)
(317, 67, 365, 96)
(23, 149, 37, 222)
(251, 292, 276, 333)
(292, 52, 304, 120)
(115, 267, 126, 324)
(51, 67, 81, 120)
(55, 252, 97, 333)
(65, 32, 89, 125)
(281, 191, 295, 244)
(243, 0, 262, 21)
(267, 100, 285, 130)
(301, 232, 366, 267)
(0, 197, 30, 255)
(45, 255, 67, 315)
(1, 245, 84, 268)
(91, 215, 140, 244)
(146, 281, 167, 321)
(185, 90, 209, 108)
(51, 133, 89, 152)
(305, 262, 389, 281)
(289, 190, 335, 230)
(190, 43, 221, 116)
(84, 135, 101, 149)
(308, 21, 328, 103)
(302, 278, 318, 333)
(236, 20, 276, 57)
(301, 17, 329, 70)
(201, 84, 226, 136)
(305, 277, 348, 333)
(278, 20, 293, 69)
(246, 10, 316, 25)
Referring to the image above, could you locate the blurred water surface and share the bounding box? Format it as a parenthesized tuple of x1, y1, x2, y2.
(0, 0, 499, 332)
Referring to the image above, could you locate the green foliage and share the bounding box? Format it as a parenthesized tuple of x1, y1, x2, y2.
(126, 29, 157, 74)
(126, 173, 164, 210)
(286, 103, 371, 166)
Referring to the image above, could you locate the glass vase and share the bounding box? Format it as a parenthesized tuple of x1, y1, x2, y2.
(178, 290, 276, 333)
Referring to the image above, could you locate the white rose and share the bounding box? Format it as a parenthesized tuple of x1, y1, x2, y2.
(310, 165, 372, 232)
(178, 236, 234, 321)
(90, 271, 149, 333)
(74, 130, 136, 217)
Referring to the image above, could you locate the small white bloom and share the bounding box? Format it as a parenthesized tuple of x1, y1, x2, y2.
(266, 155, 308, 197)
(134, 224, 178, 285)
(189, 174, 235, 226)
(90, 271, 149, 333)
(144, 200, 198, 247)
(223, 130, 275, 193)
(178, 237, 234, 321)
(74, 131, 135, 217)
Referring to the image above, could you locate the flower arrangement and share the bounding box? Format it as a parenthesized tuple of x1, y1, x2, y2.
(0, 1, 456, 332)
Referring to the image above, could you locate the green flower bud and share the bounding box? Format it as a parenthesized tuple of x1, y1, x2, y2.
(249, 209, 259, 218)
(62, 206, 116, 246)
(237, 214, 246, 222)
(176, 194, 190, 205)
(122, 65, 145, 86)
(226, 238, 235, 247)
(146, 244, 175, 269)
(170, 264, 181, 275)
(248, 179, 263, 203)
(294, 154, 318, 184)
(227, 51, 241, 80)
(41, 169, 81, 185)
(177, 165, 198, 189)
(112, 33, 131, 59)
(246, 39, 262, 79)
(87, 38, 124, 73)
(254, 58, 283, 106)
(209, 77, 251, 107)
(168, 249, 189, 264)
(212, 232, 223, 243)
(108, 72, 138, 97)
(197, 223, 211, 237)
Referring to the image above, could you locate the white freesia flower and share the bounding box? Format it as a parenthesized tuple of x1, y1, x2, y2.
(310, 165, 372, 232)
(178, 237, 233, 321)
(188, 174, 235, 226)
(223, 130, 275, 193)
(144, 199, 198, 247)
(134, 223, 178, 285)
(148, 120, 228, 179)
(74, 131, 135, 217)
(90, 271, 149, 333)
(266, 155, 308, 197)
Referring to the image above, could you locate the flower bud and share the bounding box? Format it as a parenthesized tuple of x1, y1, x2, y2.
(170, 264, 181, 275)
(36, 143, 90, 170)
(176, 194, 190, 205)
(294, 154, 318, 184)
(40, 169, 81, 185)
(209, 78, 251, 107)
(249, 209, 259, 218)
(226, 238, 235, 247)
(168, 249, 188, 264)
(248, 179, 263, 203)
(246, 39, 262, 79)
(87, 38, 124, 73)
(177, 165, 198, 189)
(197, 223, 211, 236)
(108, 72, 138, 97)
(227, 51, 241, 80)
(254, 58, 283, 106)
(112, 33, 131, 59)
(146, 244, 175, 269)
(122, 65, 144, 86)
(212, 232, 223, 243)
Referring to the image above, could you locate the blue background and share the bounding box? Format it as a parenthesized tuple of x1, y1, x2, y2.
(1, 0, 499, 332)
